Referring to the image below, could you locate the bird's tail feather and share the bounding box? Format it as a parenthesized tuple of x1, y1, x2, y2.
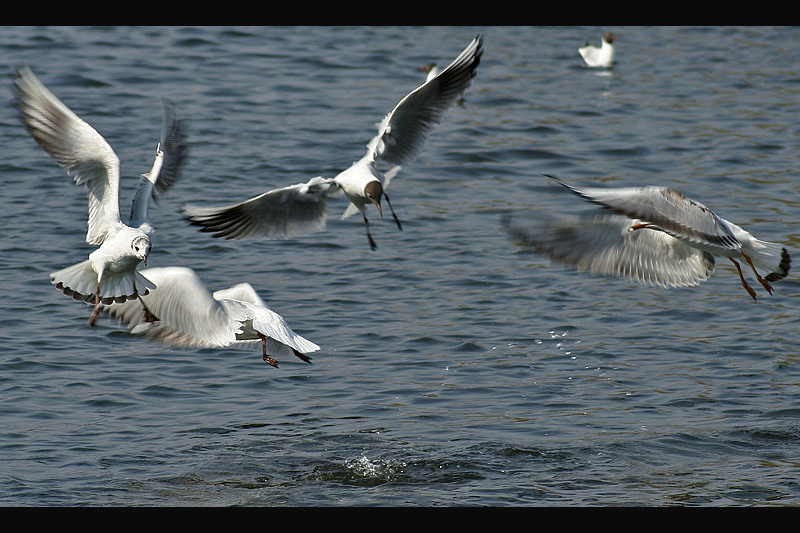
(750, 239, 791, 281)
(50, 260, 156, 304)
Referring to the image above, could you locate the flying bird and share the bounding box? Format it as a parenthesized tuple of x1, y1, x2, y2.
(182, 35, 483, 250)
(504, 175, 791, 301)
(579, 32, 616, 68)
(13, 66, 187, 326)
(100, 266, 320, 368)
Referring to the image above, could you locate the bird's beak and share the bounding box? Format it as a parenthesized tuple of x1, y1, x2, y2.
(370, 197, 383, 216)
(142, 254, 148, 266)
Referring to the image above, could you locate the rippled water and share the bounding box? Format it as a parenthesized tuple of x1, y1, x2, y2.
(2, 26, 800, 506)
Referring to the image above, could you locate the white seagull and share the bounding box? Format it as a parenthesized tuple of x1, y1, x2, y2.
(579, 32, 616, 68)
(419, 62, 440, 83)
(504, 175, 791, 301)
(182, 35, 483, 250)
(13, 66, 187, 326)
(100, 266, 320, 368)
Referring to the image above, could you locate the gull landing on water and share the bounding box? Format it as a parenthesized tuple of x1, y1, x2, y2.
(579, 32, 616, 68)
(182, 35, 483, 250)
(100, 266, 320, 368)
(504, 175, 791, 301)
(13, 66, 187, 326)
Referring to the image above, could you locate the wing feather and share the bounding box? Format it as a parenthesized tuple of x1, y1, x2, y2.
(181, 177, 339, 239)
(13, 66, 122, 245)
(547, 175, 740, 250)
(505, 213, 716, 288)
(367, 35, 483, 166)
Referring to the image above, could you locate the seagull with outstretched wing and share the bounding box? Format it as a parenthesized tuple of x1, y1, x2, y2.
(101, 266, 320, 368)
(182, 35, 483, 250)
(13, 66, 187, 325)
(504, 175, 791, 301)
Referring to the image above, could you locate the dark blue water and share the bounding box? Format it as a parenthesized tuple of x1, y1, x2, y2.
(2, 26, 800, 506)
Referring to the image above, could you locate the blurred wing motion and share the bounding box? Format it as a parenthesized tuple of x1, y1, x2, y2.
(102, 266, 320, 367)
(505, 175, 791, 301)
(504, 212, 716, 288)
(129, 98, 189, 233)
(547, 176, 740, 250)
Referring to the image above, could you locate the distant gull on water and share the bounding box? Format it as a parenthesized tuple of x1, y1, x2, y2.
(504, 175, 791, 301)
(182, 35, 483, 250)
(419, 62, 440, 83)
(578, 32, 616, 68)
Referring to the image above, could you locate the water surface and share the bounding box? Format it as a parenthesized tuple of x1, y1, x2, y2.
(1, 26, 800, 506)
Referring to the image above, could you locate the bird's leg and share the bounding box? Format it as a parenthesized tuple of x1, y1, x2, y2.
(730, 258, 757, 301)
(258, 333, 279, 368)
(88, 282, 101, 328)
(383, 192, 403, 231)
(137, 294, 159, 323)
(742, 252, 774, 295)
(133, 279, 159, 322)
(362, 214, 377, 250)
(292, 348, 313, 364)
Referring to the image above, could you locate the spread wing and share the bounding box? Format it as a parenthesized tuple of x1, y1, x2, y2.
(366, 35, 483, 167)
(547, 175, 741, 250)
(13, 65, 122, 245)
(129, 99, 189, 231)
(181, 177, 341, 239)
(101, 266, 237, 348)
(504, 212, 716, 288)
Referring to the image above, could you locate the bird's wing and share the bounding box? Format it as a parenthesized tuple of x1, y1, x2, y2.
(13, 65, 122, 245)
(504, 212, 716, 288)
(101, 266, 238, 348)
(578, 44, 599, 64)
(366, 35, 483, 167)
(212, 282, 266, 307)
(153, 98, 188, 197)
(129, 99, 188, 230)
(547, 175, 741, 250)
(220, 298, 320, 355)
(181, 176, 340, 239)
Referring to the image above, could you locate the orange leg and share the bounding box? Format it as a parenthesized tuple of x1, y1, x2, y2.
(138, 293, 159, 323)
(88, 282, 101, 327)
(742, 252, 773, 294)
(730, 258, 757, 301)
(133, 279, 159, 322)
(258, 333, 279, 368)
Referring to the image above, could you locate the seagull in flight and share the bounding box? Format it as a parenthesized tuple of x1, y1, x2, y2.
(579, 32, 616, 68)
(504, 175, 791, 301)
(13, 66, 187, 326)
(182, 35, 483, 250)
(100, 266, 320, 368)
